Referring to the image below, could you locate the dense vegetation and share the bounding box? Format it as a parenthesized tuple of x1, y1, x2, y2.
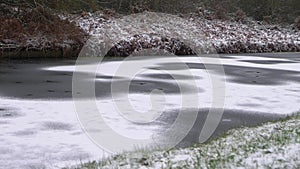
(0, 0, 299, 58)
(2, 0, 300, 23)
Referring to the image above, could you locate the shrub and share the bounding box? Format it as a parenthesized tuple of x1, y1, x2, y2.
(296, 16, 300, 30)
(0, 3, 87, 53)
(235, 9, 246, 22)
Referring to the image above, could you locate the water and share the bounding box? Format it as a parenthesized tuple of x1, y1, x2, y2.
(0, 53, 299, 168)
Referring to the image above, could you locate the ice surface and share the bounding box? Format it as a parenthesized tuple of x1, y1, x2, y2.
(1, 53, 300, 168)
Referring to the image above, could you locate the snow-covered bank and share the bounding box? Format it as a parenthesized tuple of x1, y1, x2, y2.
(191, 17, 300, 53)
(75, 113, 300, 169)
(1, 4, 299, 58)
(65, 11, 300, 55)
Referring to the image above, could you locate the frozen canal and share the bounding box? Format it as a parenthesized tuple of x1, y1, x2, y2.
(0, 53, 300, 169)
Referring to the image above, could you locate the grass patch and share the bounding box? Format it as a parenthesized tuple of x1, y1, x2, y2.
(68, 112, 299, 169)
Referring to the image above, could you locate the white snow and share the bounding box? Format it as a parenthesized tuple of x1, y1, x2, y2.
(0, 98, 107, 169)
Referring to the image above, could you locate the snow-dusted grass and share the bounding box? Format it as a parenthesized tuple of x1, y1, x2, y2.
(72, 112, 300, 169)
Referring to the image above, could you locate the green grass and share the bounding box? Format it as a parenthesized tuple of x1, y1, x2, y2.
(68, 112, 300, 169)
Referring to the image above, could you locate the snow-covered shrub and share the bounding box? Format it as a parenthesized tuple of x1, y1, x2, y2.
(105, 34, 194, 57)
